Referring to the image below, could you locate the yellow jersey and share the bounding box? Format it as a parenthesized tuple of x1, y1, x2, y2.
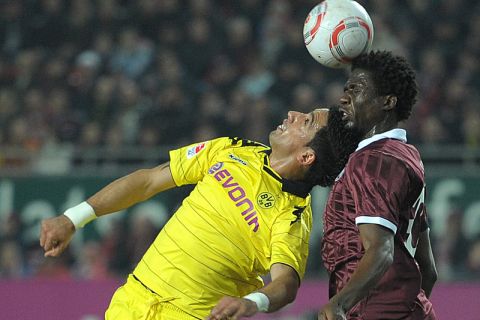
(133, 137, 312, 319)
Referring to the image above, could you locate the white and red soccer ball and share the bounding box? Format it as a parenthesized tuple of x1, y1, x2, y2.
(303, 0, 374, 68)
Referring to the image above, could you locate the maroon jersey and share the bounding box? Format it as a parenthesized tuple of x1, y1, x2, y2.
(322, 130, 435, 319)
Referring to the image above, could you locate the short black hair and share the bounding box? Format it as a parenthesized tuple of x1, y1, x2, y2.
(352, 50, 418, 121)
(305, 106, 361, 187)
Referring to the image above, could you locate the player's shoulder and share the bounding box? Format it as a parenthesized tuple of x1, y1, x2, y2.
(216, 136, 270, 155)
(353, 139, 420, 161)
(226, 137, 269, 149)
(347, 139, 422, 175)
(203, 137, 271, 167)
(193, 136, 267, 151)
(178, 137, 242, 159)
(204, 136, 268, 146)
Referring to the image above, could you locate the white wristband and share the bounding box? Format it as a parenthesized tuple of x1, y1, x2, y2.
(63, 201, 97, 229)
(243, 292, 270, 312)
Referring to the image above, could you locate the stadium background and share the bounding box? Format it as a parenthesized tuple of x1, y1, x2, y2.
(0, 0, 479, 319)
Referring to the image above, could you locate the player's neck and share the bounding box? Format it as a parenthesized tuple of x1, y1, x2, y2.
(269, 153, 305, 181)
(363, 119, 398, 139)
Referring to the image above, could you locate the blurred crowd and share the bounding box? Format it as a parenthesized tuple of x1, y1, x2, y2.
(0, 0, 479, 155)
(1, 0, 480, 280)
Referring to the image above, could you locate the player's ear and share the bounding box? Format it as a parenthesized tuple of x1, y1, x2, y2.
(298, 147, 316, 166)
(383, 95, 397, 111)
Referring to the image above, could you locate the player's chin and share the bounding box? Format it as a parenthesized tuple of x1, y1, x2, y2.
(343, 119, 355, 129)
(268, 130, 278, 143)
(270, 129, 281, 137)
(329, 107, 352, 129)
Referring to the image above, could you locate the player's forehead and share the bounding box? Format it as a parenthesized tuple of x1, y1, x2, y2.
(346, 68, 373, 86)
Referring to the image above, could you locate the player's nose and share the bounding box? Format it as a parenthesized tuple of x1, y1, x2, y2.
(339, 94, 349, 106)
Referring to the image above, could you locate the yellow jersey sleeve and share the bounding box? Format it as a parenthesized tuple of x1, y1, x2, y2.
(270, 202, 312, 280)
(169, 137, 232, 186)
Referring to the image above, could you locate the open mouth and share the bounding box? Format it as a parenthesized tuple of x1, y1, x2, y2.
(339, 108, 350, 121)
(277, 119, 288, 131)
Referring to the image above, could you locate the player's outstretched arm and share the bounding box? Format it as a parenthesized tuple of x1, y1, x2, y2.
(86, 162, 176, 216)
(206, 263, 299, 320)
(40, 162, 176, 257)
(318, 224, 394, 320)
(414, 228, 438, 298)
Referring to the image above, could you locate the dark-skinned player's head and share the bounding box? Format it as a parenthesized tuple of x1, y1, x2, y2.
(340, 50, 418, 136)
(352, 50, 418, 121)
(304, 106, 361, 187)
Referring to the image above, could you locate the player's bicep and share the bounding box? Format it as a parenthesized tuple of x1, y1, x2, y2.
(358, 223, 394, 253)
(146, 162, 176, 194)
(270, 263, 300, 287)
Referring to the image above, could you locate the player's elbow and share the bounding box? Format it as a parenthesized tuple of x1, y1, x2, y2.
(286, 288, 298, 304)
(283, 280, 300, 305)
(423, 265, 438, 284)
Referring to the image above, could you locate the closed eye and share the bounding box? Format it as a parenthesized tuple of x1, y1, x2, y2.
(305, 113, 312, 125)
(344, 84, 362, 94)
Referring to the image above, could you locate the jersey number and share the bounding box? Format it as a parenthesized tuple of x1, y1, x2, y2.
(404, 187, 425, 257)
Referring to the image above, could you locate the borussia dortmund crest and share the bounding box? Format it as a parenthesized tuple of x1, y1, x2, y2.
(257, 192, 275, 209)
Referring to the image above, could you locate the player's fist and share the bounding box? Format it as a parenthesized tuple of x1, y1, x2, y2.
(206, 296, 258, 320)
(40, 215, 76, 257)
(318, 300, 347, 320)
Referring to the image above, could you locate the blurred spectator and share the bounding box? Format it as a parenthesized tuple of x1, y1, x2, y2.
(26, 0, 68, 49)
(32, 247, 72, 279)
(466, 238, 480, 279)
(0, 0, 477, 151)
(239, 53, 274, 99)
(0, 240, 24, 278)
(75, 241, 112, 280)
(0, 1, 26, 56)
(463, 105, 480, 149)
(109, 27, 154, 79)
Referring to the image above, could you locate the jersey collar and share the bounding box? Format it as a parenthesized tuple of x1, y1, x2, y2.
(281, 179, 311, 198)
(335, 128, 407, 182)
(355, 128, 407, 152)
(262, 149, 311, 198)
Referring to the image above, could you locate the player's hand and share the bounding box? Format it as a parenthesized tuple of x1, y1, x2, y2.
(318, 301, 346, 320)
(40, 215, 76, 257)
(206, 296, 258, 320)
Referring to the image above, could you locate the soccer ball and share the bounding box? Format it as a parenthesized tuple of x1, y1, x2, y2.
(303, 0, 374, 68)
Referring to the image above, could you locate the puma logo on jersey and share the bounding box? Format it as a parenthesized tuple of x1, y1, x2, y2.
(228, 153, 247, 165)
(291, 206, 305, 225)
